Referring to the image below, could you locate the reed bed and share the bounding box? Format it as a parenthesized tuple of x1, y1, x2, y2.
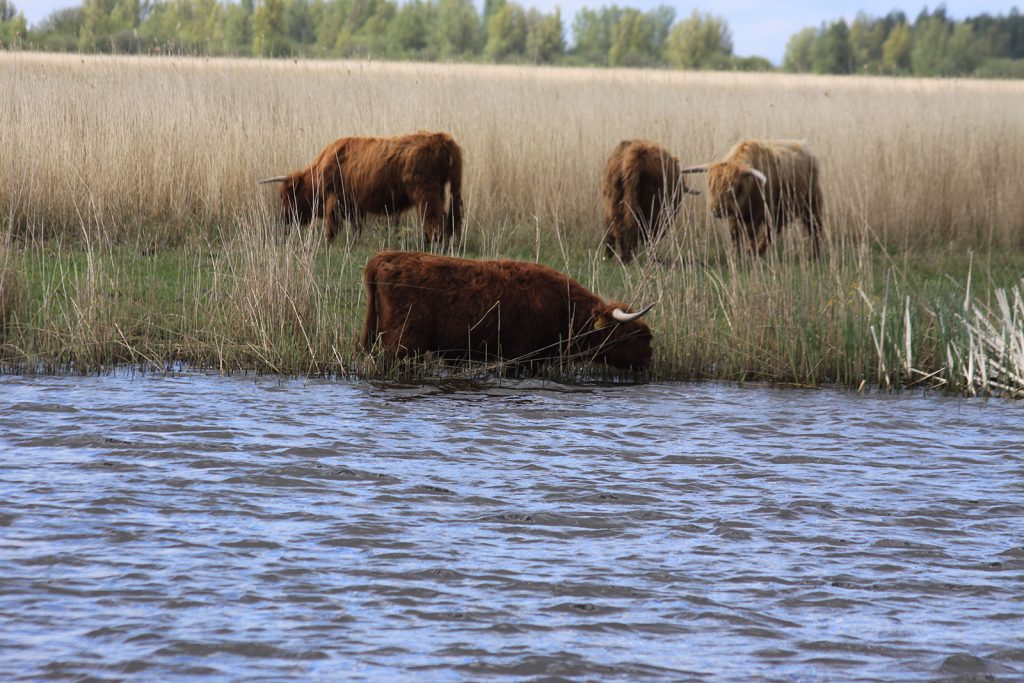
(1, 53, 1023, 394)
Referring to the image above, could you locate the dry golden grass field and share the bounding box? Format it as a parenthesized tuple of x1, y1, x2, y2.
(1, 53, 1022, 393)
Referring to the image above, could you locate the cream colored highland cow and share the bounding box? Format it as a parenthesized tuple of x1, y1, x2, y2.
(684, 139, 824, 258)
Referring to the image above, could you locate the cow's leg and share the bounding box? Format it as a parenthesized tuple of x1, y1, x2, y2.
(804, 203, 823, 259)
(619, 221, 637, 264)
(756, 221, 776, 256)
(603, 228, 618, 260)
(729, 217, 743, 255)
(414, 187, 446, 242)
(324, 195, 339, 244)
(747, 220, 763, 255)
(351, 208, 366, 237)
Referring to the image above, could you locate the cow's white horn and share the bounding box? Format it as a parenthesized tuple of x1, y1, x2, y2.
(748, 168, 768, 184)
(258, 176, 289, 185)
(612, 303, 654, 323)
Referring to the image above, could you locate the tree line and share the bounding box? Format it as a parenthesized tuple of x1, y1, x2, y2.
(2, 0, 1023, 78)
(0, 0, 744, 69)
(784, 7, 1024, 78)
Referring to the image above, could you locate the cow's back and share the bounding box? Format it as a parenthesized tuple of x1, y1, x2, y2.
(728, 139, 817, 199)
(625, 142, 680, 216)
(365, 252, 578, 361)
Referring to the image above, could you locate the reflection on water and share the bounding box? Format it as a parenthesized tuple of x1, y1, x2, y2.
(0, 373, 1021, 681)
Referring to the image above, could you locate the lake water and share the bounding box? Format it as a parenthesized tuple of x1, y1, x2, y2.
(0, 374, 1021, 681)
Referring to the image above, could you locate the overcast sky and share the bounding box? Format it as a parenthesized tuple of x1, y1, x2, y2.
(17, 1, 1024, 64)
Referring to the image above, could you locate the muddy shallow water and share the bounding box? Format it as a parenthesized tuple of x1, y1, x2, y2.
(0, 374, 1021, 681)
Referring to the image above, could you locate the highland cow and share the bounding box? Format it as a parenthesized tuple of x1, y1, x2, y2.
(602, 140, 699, 263)
(260, 131, 463, 243)
(683, 139, 823, 257)
(362, 251, 655, 370)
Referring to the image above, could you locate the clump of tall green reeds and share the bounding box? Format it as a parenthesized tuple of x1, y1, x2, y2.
(0, 236, 23, 340)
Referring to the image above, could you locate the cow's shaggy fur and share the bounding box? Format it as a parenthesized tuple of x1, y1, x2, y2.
(602, 140, 696, 263)
(693, 139, 823, 257)
(269, 131, 463, 243)
(362, 251, 654, 370)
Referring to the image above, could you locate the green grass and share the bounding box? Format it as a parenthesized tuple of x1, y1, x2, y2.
(3, 220, 1022, 396)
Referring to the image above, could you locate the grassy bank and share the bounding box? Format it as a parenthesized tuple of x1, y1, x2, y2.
(3, 223, 1022, 396)
(1, 54, 1022, 394)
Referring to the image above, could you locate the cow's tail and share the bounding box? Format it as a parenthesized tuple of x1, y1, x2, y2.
(445, 137, 464, 238)
(361, 258, 379, 352)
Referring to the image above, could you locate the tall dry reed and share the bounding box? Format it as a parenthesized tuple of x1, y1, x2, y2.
(2, 53, 1023, 250)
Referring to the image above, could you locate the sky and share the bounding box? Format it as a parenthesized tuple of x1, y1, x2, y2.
(15, 0, 1024, 65)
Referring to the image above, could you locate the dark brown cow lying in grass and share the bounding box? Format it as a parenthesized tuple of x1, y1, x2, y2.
(361, 251, 655, 370)
(683, 139, 824, 257)
(602, 139, 699, 263)
(261, 131, 463, 243)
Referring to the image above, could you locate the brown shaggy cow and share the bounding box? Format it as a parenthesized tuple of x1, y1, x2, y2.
(683, 139, 823, 257)
(260, 131, 463, 243)
(362, 251, 655, 370)
(602, 140, 698, 263)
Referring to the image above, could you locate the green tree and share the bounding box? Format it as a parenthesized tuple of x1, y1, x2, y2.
(849, 12, 887, 72)
(0, 1, 27, 47)
(947, 21, 985, 74)
(730, 55, 773, 71)
(525, 8, 564, 63)
(811, 19, 852, 73)
(645, 5, 674, 54)
(140, 0, 223, 53)
(607, 8, 662, 67)
(27, 6, 83, 51)
(571, 6, 622, 65)
(429, 0, 481, 59)
(484, 1, 528, 61)
(664, 10, 732, 69)
(387, 0, 433, 58)
(482, 0, 504, 29)
(345, 0, 396, 56)
(911, 13, 951, 76)
(79, 0, 115, 51)
(782, 26, 816, 72)
(882, 21, 911, 72)
(252, 0, 290, 56)
(223, 0, 255, 54)
(285, 0, 315, 46)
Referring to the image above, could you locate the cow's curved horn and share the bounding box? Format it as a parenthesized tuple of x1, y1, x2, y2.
(747, 168, 768, 184)
(680, 165, 709, 174)
(612, 303, 654, 323)
(258, 175, 289, 185)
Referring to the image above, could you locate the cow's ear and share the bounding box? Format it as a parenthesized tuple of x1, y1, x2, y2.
(593, 316, 608, 331)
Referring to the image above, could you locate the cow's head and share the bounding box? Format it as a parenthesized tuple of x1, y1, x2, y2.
(260, 171, 315, 226)
(683, 162, 767, 219)
(586, 304, 655, 369)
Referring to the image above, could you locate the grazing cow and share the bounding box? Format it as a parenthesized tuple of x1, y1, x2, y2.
(260, 131, 463, 243)
(682, 139, 823, 257)
(602, 140, 699, 263)
(362, 251, 655, 370)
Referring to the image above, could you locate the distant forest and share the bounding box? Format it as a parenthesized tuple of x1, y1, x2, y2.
(2, 0, 1024, 77)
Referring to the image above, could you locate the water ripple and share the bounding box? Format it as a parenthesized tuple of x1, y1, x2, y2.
(0, 374, 1021, 681)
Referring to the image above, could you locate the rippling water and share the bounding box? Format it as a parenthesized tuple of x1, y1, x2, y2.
(1, 374, 1022, 681)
